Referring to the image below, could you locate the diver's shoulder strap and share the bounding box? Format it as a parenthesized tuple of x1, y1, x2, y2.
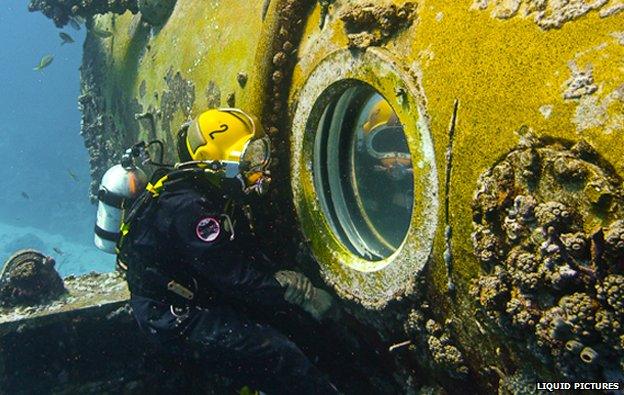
(116, 167, 209, 257)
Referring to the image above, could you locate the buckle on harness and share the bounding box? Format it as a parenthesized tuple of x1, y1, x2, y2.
(167, 279, 195, 300)
(221, 214, 236, 241)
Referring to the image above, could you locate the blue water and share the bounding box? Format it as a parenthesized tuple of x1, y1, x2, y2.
(0, 4, 115, 275)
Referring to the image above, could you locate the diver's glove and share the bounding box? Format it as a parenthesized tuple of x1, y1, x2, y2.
(274, 270, 335, 321)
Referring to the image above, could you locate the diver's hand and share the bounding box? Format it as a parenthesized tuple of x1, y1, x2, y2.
(274, 270, 313, 305)
(274, 270, 335, 321)
(304, 287, 335, 321)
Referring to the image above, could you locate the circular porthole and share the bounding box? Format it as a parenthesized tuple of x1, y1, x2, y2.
(313, 83, 414, 261)
(291, 48, 438, 308)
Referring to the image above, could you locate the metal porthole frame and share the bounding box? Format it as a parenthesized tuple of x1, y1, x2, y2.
(290, 48, 439, 309)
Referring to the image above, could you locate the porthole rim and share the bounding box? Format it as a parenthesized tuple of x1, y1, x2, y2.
(290, 48, 439, 308)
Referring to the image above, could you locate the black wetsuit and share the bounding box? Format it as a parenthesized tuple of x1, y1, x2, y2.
(118, 172, 337, 394)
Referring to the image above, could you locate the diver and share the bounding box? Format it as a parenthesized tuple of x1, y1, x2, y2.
(114, 108, 339, 394)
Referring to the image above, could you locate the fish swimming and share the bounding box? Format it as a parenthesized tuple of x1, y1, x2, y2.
(91, 27, 113, 39)
(59, 32, 74, 45)
(33, 54, 54, 71)
(53, 247, 64, 256)
(68, 18, 81, 30)
(67, 169, 79, 182)
(20, 192, 30, 200)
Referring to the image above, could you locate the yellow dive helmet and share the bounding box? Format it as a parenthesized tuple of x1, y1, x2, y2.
(181, 108, 271, 193)
(360, 97, 408, 160)
(362, 97, 398, 135)
(359, 96, 412, 180)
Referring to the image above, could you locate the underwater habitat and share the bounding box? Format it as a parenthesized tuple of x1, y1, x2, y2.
(1, 0, 624, 394)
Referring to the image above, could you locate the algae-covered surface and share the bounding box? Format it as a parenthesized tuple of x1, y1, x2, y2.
(22, 0, 624, 392)
(0, 272, 128, 329)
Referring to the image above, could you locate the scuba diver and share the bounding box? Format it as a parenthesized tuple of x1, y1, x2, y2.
(108, 108, 339, 394)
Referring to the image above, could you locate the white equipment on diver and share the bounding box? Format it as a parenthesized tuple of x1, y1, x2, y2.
(94, 144, 151, 253)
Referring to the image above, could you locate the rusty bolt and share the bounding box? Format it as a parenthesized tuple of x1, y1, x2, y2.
(272, 70, 284, 84)
(268, 127, 280, 136)
(273, 52, 287, 67)
(282, 41, 294, 52)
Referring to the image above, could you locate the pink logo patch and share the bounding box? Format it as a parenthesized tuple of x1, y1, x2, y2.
(196, 217, 221, 242)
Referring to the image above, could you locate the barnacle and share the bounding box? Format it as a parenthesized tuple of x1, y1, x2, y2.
(472, 225, 504, 265)
(560, 232, 589, 260)
(404, 309, 425, 337)
(594, 309, 622, 347)
(503, 196, 538, 242)
(497, 369, 543, 395)
(508, 251, 541, 293)
(539, 237, 563, 272)
(535, 307, 570, 347)
(544, 264, 579, 291)
(473, 186, 499, 221)
(565, 339, 583, 354)
(535, 293, 598, 348)
(508, 148, 540, 181)
(506, 298, 540, 329)
(503, 216, 524, 242)
(580, 347, 599, 364)
(558, 293, 597, 339)
(425, 319, 442, 337)
(492, 160, 515, 187)
(596, 274, 624, 317)
(553, 157, 588, 182)
(426, 335, 468, 378)
(509, 195, 537, 223)
(535, 201, 572, 231)
(604, 221, 624, 261)
(470, 267, 510, 312)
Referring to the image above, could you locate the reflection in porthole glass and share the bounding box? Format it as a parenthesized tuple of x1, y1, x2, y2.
(313, 83, 414, 261)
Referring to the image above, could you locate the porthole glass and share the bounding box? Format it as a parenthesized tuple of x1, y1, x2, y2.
(313, 83, 414, 261)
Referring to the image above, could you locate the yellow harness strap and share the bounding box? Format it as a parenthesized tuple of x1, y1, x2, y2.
(118, 174, 170, 251)
(146, 175, 169, 197)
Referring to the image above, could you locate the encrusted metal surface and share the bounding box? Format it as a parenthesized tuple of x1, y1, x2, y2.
(470, 134, 624, 381)
(0, 250, 66, 308)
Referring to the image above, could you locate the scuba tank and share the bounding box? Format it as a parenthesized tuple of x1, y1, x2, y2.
(94, 143, 157, 253)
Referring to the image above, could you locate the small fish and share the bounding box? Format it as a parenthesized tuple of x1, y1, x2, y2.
(67, 169, 79, 182)
(33, 54, 54, 71)
(91, 27, 113, 39)
(21, 191, 30, 200)
(59, 32, 74, 45)
(68, 18, 81, 31)
(53, 247, 64, 256)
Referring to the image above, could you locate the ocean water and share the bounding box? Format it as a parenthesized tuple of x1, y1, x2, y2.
(0, 4, 115, 275)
